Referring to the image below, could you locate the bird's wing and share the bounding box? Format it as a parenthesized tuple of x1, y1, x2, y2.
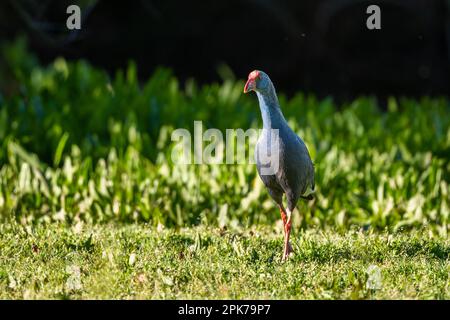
(294, 133, 315, 192)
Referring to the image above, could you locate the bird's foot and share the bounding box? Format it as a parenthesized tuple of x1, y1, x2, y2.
(281, 242, 294, 262)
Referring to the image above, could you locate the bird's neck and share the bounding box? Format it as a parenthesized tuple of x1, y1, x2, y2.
(256, 86, 286, 129)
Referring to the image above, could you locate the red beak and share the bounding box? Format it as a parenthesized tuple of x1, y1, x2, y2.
(243, 79, 255, 93)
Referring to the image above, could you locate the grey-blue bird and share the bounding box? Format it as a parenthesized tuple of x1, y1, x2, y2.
(244, 70, 315, 261)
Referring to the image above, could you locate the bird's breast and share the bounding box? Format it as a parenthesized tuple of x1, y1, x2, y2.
(255, 131, 283, 177)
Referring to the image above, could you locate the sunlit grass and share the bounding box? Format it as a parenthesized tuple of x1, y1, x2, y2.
(0, 222, 448, 299)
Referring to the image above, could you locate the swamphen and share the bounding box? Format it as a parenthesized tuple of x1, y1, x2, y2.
(244, 70, 315, 261)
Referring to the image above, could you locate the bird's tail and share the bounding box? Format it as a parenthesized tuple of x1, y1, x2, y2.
(300, 184, 315, 200)
(300, 194, 314, 201)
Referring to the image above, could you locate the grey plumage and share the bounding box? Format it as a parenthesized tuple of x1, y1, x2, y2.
(244, 70, 315, 261)
(252, 71, 315, 210)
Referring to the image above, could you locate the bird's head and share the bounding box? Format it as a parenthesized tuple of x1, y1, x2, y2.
(243, 70, 270, 94)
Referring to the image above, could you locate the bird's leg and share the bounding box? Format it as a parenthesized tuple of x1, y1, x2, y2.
(282, 208, 293, 262)
(279, 205, 287, 227)
(279, 205, 293, 261)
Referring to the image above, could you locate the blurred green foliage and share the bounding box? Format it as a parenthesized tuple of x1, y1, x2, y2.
(0, 38, 449, 235)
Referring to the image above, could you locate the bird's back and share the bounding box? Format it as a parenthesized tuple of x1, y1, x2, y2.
(249, 70, 315, 209)
(256, 122, 314, 208)
(278, 124, 315, 199)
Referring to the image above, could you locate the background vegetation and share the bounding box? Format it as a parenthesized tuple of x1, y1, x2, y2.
(1, 39, 449, 234)
(0, 39, 449, 299)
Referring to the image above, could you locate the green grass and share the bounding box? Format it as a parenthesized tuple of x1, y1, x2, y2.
(0, 221, 448, 299)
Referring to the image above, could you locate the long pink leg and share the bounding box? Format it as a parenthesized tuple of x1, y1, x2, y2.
(282, 211, 293, 261)
(279, 205, 293, 260)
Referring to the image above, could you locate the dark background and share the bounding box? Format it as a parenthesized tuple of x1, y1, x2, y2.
(1, 0, 449, 100)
